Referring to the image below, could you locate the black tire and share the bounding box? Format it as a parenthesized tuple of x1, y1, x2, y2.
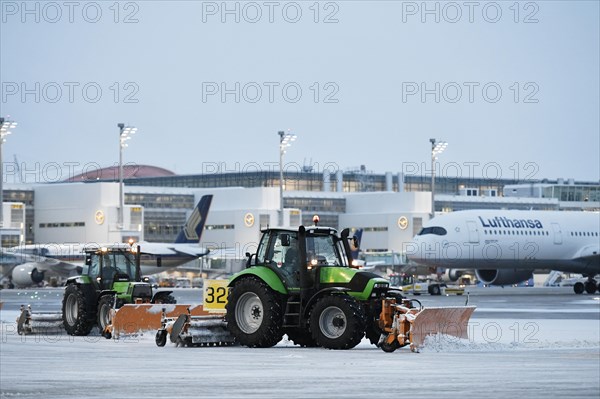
(365, 300, 383, 346)
(309, 295, 366, 350)
(380, 339, 400, 353)
(153, 293, 177, 304)
(429, 285, 441, 296)
(285, 327, 318, 347)
(97, 295, 115, 338)
(62, 284, 95, 336)
(573, 282, 584, 294)
(365, 322, 383, 346)
(225, 277, 284, 348)
(584, 281, 597, 295)
(155, 330, 167, 347)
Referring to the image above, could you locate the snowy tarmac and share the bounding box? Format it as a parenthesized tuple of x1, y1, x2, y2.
(1, 288, 599, 398)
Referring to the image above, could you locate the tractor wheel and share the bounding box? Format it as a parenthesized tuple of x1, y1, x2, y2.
(225, 277, 284, 348)
(309, 295, 366, 350)
(62, 284, 94, 336)
(285, 327, 318, 347)
(153, 293, 177, 304)
(97, 295, 115, 339)
(365, 323, 383, 346)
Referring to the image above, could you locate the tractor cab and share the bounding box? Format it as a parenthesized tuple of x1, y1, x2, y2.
(250, 224, 354, 291)
(85, 245, 140, 289)
(83, 244, 152, 300)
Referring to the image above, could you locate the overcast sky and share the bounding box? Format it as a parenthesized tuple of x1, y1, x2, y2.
(1, 1, 599, 184)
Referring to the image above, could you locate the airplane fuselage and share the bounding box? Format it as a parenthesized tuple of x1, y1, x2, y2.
(407, 210, 600, 276)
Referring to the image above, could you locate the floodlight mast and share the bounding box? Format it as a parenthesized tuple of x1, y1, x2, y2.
(118, 123, 138, 230)
(0, 117, 18, 230)
(430, 138, 447, 218)
(278, 130, 297, 226)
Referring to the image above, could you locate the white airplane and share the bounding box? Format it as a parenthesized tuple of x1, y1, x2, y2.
(406, 210, 600, 294)
(3, 195, 214, 288)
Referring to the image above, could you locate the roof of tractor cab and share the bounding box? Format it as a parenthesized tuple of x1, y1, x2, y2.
(83, 243, 135, 254)
(260, 226, 339, 235)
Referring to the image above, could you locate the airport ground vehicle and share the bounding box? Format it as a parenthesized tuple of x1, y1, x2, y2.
(389, 273, 464, 295)
(17, 244, 176, 337)
(155, 219, 475, 351)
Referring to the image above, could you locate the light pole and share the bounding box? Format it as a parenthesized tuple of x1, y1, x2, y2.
(278, 130, 296, 226)
(430, 138, 447, 218)
(118, 123, 137, 230)
(0, 117, 18, 229)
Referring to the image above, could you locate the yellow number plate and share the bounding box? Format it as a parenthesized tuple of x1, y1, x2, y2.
(203, 280, 229, 312)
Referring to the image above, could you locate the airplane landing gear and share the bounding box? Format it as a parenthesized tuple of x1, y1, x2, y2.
(574, 277, 598, 294)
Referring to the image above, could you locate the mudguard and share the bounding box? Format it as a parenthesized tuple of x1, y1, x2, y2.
(228, 266, 288, 295)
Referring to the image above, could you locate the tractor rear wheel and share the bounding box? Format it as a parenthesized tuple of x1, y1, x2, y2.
(310, 295, 366, 350)
(62, 284, 94, 336)
(225, 277, 284, 348)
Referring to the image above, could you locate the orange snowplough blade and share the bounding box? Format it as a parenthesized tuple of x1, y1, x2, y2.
(378, 298, 476, 352)
(110, 304, 215, 336)
(409, 306, 476, 348)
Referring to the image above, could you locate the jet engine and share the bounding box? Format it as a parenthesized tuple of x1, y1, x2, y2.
(11, 263, 45, 287)
(476, 269, 533, 286)
(447, 269, 462, 282)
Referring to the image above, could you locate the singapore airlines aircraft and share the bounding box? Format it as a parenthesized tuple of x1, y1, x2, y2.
(406, 210, 600, 294)
(3, 195, 213, 288)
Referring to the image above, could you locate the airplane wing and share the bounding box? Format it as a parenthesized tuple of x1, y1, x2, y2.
(33, 257, 82, 276)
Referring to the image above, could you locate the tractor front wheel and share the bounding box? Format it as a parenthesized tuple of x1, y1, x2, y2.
(97, 295, 115, 338)
(225, 277, 283, 348)
(310, 295, 366, 350)
(62, 284, 94, 336)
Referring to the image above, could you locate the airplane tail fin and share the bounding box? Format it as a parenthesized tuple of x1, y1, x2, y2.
(174, 195, 213, 244)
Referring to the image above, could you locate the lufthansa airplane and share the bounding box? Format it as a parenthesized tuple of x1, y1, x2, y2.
(406, 210, 600, 294)
(3, 195, 213, 288)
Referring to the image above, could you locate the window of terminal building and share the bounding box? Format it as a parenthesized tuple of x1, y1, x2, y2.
(205, 225, 235, 230)
(259, 214, 270, 228)
(412, 217, 422, 237)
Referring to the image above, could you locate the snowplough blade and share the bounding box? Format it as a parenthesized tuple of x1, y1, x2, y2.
(409, 306, 476, 348)
(17, 305, 63, 335)
(378, 298, 476, 352)
(109, 304, 212, 337)
(158, 312, 235, 347)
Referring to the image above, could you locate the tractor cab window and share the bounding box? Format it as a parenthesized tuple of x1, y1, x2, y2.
(112, 251, 136, 278)
(255, 232, 270, 265)
(88, 254, 100, 278)
(263, 231, 300, 288)
(306, 234, 344, 267)
(100, 251, 136, 289)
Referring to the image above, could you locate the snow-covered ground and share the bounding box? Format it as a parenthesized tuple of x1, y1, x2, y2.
(1, 290, 599, 398)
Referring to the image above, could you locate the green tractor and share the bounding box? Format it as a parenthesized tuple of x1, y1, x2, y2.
(62, 244, 175, 337)
(225, 221, 397, 350)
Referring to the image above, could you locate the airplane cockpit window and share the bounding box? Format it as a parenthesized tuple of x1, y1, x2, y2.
(417, 227, 447, 236)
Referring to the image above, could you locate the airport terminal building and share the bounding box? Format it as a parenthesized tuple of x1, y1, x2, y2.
(2, 166, 599, 259)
